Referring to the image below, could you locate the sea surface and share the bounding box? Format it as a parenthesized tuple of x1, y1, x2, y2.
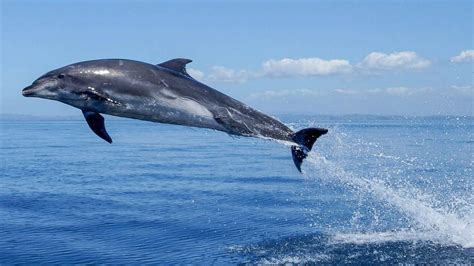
(0, 115, 473, 264)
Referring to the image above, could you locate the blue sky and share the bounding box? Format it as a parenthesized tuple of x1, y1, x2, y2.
(1, 0, 472, 116)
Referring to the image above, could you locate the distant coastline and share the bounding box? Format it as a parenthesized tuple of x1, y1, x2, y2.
(1, 113, 472, 121)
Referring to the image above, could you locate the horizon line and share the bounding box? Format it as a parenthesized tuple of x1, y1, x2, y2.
(1, 113, 472, 120)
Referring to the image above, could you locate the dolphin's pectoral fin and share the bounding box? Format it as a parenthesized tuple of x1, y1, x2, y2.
(82, 111, 112, 143)
(157, 58, 193, 78)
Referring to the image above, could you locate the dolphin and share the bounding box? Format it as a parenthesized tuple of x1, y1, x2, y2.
(22, 58, 327, 171)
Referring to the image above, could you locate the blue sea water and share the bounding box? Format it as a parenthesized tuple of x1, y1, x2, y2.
(0, 115, 473, 264)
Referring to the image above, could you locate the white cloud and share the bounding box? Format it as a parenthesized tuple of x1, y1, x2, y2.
(246, 86, 470, 116)
(187, 68, 205, 81)
(334, 89, 361, 95)
(385, 86, 413, 96)
(335, 87, 420, 96)
(206, 66, 253, 83)
(450, 50, 474, 63)
(358, 51, 431, 70)
(451, 85, 473, 94)
(188, 52, 434, 83)
(205, 57, 352, 82)
(249, 86, 432, 100)
(262, 58, 352, 77)
(249, 89, 322, 99)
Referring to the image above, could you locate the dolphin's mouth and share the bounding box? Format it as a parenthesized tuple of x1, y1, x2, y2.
(21, 85, 41, 97)
(22, 85, 37, 97)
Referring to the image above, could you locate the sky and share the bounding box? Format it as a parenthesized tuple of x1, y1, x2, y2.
(1, 0, 473, 116)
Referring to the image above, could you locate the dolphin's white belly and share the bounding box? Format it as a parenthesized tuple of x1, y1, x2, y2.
(106, 88, 225, 131)
(159, 88, 213, 119)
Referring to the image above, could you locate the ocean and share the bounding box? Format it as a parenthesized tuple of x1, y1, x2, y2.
(0, 115, 472, 264)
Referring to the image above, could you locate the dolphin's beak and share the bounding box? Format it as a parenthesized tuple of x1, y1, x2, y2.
(22, 85, 39, 97)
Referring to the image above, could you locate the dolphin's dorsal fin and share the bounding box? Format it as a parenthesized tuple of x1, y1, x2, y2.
(157, 58, 192, 77)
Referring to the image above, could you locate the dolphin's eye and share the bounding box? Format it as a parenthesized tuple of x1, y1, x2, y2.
(57, 74, 65, 79)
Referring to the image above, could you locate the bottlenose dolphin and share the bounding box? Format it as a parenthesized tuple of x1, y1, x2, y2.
(22, 58, 327, 171)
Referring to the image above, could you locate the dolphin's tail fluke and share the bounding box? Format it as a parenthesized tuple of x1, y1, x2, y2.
(291, 128, 328, 172)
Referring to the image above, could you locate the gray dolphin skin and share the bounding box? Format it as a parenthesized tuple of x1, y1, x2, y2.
(22, 58, 327, 171)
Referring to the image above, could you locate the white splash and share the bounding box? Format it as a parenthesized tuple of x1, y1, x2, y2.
(303, 152, 474, 248)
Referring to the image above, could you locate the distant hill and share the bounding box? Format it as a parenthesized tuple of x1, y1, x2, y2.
(0, 113, 79, 121)
(0, 113, 128, 121)
(1, 113, 471, 122)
